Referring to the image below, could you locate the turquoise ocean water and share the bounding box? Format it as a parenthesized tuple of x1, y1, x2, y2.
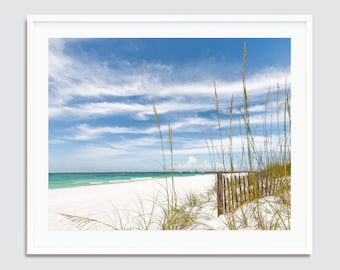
(49, 172, 205, 189)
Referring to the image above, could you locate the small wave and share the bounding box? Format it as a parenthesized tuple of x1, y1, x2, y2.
(108, 180, 127, 183)
(89, 181, 104, 185)
(130, 177, 153, 180)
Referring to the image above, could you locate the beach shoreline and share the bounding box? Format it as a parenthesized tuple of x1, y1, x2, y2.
(49, 174, 217, 230)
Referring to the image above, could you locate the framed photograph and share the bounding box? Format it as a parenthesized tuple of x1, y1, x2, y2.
(27, 15, 312, 254)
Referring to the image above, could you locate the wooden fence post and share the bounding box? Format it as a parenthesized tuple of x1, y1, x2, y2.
(242, 174, 247, 201)
(226, 176, 232, 213)
(217, 173, 223, 216)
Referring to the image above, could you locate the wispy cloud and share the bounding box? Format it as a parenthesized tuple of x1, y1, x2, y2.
(49, 39, 290, 120)
(49, 99, 216, 120)
(62, 106, 289, 142)
(65, 115, 218, 141)
(49, 38, 290, 172)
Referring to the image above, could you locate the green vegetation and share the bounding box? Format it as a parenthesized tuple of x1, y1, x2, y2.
(209, 41, 291, 229)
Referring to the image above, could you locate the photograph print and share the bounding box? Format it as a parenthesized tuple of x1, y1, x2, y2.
(48, 37, 291, 231)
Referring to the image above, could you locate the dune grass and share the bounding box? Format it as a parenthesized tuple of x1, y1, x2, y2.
(209, 41, 291, 230)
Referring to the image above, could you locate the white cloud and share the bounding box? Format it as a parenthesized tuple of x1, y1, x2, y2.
(48, 40, 290, 173)
(49, 99, 215, 119)
(49, 40, 290, 120)
(60, 104, 290, 143)
(49, 72, 289, 113)
(50, 102, 152, 119)
(175, 156, 213, 171)
(66, 124, 149, 141)
(176, 156, 197, 170)
(63, 114, 220, 141)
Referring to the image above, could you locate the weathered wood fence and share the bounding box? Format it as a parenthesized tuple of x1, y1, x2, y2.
(217, 172, 282, 216)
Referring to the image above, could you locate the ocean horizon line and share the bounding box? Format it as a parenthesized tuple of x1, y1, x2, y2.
(49, 170, 208, 174)
(48, 171, 209, 190)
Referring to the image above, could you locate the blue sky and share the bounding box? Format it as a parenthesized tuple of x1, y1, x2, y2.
(49, 38, 290, 173)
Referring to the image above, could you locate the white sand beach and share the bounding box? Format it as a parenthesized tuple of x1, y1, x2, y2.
(49, 174, 222, 230)
(49, 173, 290, 230)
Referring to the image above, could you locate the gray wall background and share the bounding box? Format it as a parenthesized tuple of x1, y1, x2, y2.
(0, 0, 338, 268)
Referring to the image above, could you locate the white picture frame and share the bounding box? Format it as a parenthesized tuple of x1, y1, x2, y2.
(27, 15, 312, 255)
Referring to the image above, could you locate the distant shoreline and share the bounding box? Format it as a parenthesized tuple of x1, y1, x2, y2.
(48, 171, 209, 190)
